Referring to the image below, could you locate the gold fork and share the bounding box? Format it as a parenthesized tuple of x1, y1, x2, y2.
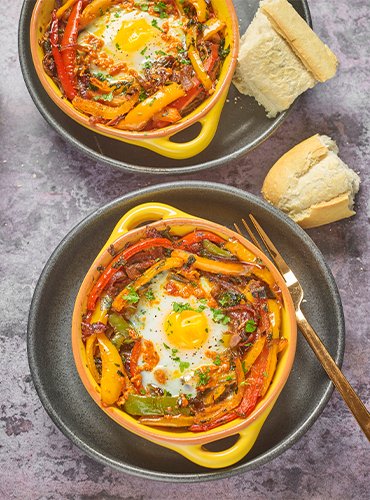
(234, 215, 370, 440)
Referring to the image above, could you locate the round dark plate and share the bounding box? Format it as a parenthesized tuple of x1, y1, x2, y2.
(19, 1, 311, 174)
(28, 182, 344, 482)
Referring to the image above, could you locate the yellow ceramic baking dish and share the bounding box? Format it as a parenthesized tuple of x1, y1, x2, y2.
(72, 202, 297, 468)
(30, 1, 239, 159)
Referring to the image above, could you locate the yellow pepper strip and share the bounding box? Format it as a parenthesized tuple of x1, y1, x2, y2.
(86, 334, 101, 383)
(174, 0, 184, 15)
(80, 0, 119, 29)
(112, 257, 184, 311)
(188, 46, 213, 91)
(203, 18, 226, 41)
(117, 84, 185, 131)
(96, 332, 125, 405)
(260, 300, 282, 397)
(188, 0, 207, 22)
(91, 297, 109, 325)
(224, 239, 257, 263)
(171, 249, 253, 276)
(56, 0, 78, 18)
(242, 337, 266, 374)
(72, 94, 138, 120)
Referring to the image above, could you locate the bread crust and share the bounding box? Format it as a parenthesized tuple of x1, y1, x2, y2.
(297, 193, 355, 229)
(262, 134, 328, 205)
(261, 0, 338, 82)
(261, 134, 360, 229)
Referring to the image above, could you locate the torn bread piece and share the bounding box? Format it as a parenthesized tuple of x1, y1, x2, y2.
(261, 134, 360, 228)
(233, 0, 338, 117)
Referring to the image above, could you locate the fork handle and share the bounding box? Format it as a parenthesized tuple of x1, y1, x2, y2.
(296, 309, 370, 441)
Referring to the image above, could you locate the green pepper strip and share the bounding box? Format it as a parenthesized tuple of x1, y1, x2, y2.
(108, 313, 137, 348)
(203, 239, 234, 258)
(123, 394, 191, 416)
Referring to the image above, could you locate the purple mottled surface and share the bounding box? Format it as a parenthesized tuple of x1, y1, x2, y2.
(1, 0, 370, 498)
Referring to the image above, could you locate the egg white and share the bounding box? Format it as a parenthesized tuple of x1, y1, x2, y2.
(78, 5, 186, 80)
(129, 271, 230, 396)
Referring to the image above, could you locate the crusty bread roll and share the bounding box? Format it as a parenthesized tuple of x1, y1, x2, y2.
(261, 135, 361, 228)
(233, 0, 338, 117)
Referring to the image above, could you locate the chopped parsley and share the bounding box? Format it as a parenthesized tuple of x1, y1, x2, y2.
(195, 368, 210, 387)
(139, 89, 148, 102)
(172, 302, 192, 312)
(140, 46, 148, 55)
(211, 308, 230, 325)
(213, 355, 221, 366)
(219, 40, 231, 59)
(245, 319, 257, 333)
(153, 1, 168, 18)
(115, 42, 121, 51)
(151, 19, 163, 31)
(179, 361, 190, 372)
(143, 60, 153, 69)
(218, 291, 245, 308)
(93, 91, 114, 102)
(155, 49, 167, 56)
(125, 286, 140, 304)
(145, 289, 155, 300)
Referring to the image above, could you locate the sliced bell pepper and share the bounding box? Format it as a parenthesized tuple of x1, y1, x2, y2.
(171, 249, 254, 276)
(60, 0, 82, 91)
(85, 333, 100, 383)
(108, 313, 137, 348)
(87, 237, 173, 311)
(56, 0, 79, 19)
(79, 0, 118, 29)
(123, 395, 191, 416)
(117, 84, 185, 131)
(112, 257, 184, 311)
(72, 94, 138, 120)
(237, 344, 269, 417)
(188, 0, 207, 22)
(260, 299, 282, 396)
(49, 10, 77, 100)
(90, 296, 109, 325)
(177, 230, 225, 248)
(202, 239, 233, 258)
(242, 337, 266, 375)
(96, 332, 125, 405)
(188, 45, 213, 91)
(203, 18, 226, 41)
(224, 239, 257, 263)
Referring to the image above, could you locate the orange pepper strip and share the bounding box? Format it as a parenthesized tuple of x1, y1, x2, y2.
(171, 249, 254, 276)
(72, 94, 138, 120)
(188, 0, 207, 22)
(117, 84, 185, 131)
(203, 18, 226, 41)
(242, 337, 266, 375)
(56, 0, 78, 19)
(260, 299, 282, 396)
(224, 239, 257, 263)
(79, 0, 119, 29)
(112, 257, 184, 311)
(96, 332, 125, 405)
(186, 27, 213, 91)
(86, 333, 101, 383)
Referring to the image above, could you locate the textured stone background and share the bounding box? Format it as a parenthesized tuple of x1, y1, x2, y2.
(1, 0, 369, 498)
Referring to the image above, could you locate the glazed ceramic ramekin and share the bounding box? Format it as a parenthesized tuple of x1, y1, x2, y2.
(30, 0, 239, 159)
(72, 202, 297, 468)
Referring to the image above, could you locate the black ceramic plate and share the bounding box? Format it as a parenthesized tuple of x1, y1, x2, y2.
(19, 1, 311, 174)
(28, 182, 344, 482)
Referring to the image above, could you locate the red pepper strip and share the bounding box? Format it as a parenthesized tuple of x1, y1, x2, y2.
(176, 230, 225, 249)
(237, 344, 270, 417)
(61, 0, 82, 91)
(130, 339, 143, 392)
(87, 238, 173, 311)
(190, 410, 238, 432)
(49, 11, 77, 100)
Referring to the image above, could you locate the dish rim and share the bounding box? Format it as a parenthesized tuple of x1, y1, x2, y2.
(19, 0, 312, 174)
(27, 181, 345, 482)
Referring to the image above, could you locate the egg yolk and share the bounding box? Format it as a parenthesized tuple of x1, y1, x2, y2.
(164, 310, 209, 349)
(113, 19, 158, 54)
